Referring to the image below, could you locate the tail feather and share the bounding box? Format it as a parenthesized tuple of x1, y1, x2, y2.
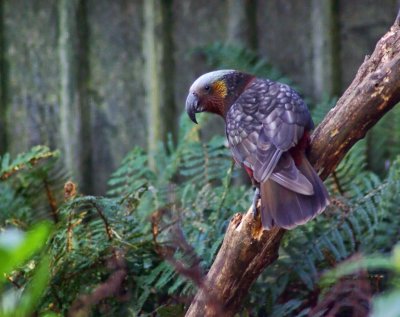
(260, 156, 329, 230)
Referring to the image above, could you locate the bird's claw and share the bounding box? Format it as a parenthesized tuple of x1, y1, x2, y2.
(252, 187, 260, 218)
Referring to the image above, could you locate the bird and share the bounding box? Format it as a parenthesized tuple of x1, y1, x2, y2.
(185, 69, 329, 230)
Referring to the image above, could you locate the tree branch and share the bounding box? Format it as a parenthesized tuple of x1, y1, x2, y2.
(310, 12, 400, 178)
(186, 10, 400, 317)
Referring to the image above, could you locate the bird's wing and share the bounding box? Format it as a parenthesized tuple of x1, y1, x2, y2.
(270, 152, 314, 195)
(226, 79, 314, 185)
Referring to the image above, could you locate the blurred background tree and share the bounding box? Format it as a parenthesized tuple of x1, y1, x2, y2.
(1, 1, 400, 316)
(1, 0, 398, 194)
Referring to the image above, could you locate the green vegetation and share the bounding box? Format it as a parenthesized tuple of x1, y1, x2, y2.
(1, 44, 400, 316)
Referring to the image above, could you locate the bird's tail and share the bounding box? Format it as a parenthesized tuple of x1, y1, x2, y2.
(260, 156, 329, 230)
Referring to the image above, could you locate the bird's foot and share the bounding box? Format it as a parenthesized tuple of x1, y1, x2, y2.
(252, 187, 260, 218)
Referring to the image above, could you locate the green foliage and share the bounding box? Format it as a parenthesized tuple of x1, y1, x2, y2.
(367, 105, 400, 176)
(0, 222, 52, 317)
(106, 114, 248, 312)
(1, 43, 400, 316)
(2, 118, 400, 316)
(0, 145, 65, 226)
(311, 95, 338, 125)
(318, 243, 400, 317)
(0, 119, 246, 315)
(0, 145, 58, 181)
(0, 222, 51, 282)
(195, 43, 400, 316)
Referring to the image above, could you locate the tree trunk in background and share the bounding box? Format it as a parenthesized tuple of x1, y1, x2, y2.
(143, 0, 176, 168)
(58, 0, 93, 193)
(0, 0, 397, 194)
(75, 0, 93, 194)
(227, 0, 258, 50)
(3, 0, 61, 154)
(143, 0, 162, 163)
(311, 0, 341, 100)
(0, 1, 7, 153)
(257, 1, 315, 97)
(58, 0, 82, 185)
(85, 0, 146, 194)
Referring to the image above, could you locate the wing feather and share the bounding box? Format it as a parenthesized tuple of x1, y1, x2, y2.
(226, 78, 313, 184)
(270, 153, 313, 195)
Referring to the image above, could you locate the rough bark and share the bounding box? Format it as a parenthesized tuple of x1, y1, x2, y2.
(186, 10, 400, 317)
(310, 10, 400, 178)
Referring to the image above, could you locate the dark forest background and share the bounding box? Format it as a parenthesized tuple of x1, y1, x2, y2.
(1, 0, 398, 194)
(1, 1, 400, 317)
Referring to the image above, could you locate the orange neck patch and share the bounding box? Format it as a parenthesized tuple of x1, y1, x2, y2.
(212, 80, 228, 98)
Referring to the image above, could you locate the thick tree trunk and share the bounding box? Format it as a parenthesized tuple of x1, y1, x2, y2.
(143, 0, 176, 169)
(58, 0, 81, 186)
(186, 9, 400, 317)
(311, 0, 341, 100)
(227, 0, 258, 50)
(3, 1, 61, 154)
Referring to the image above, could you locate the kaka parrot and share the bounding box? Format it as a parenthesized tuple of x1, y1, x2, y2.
(185, 70, 329, 230)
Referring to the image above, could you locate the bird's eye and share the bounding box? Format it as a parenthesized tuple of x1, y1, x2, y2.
(204, 85, 211, 92)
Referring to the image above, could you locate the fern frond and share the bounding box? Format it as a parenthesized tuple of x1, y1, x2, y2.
(366, 105, 400, 175)
(0, 146, 58, 181)
(0, 146, 66, 225)
(311, 96, 337, 125)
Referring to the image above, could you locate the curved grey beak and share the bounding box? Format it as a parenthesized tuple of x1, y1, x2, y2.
(185, 92, 200, 124)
